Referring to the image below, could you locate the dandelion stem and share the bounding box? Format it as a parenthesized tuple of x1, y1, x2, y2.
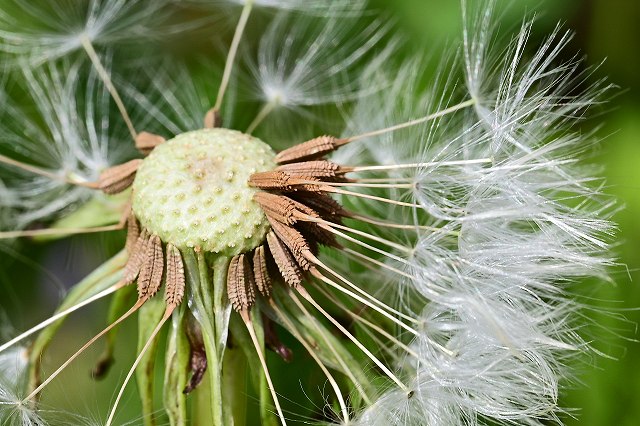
(315, 274, 454, 357)
(343, 248, 414, 280)
(307, 217, 412, 254)
(106, 306, 174, 426)
(308, 255, 420, 325)
(23, 297, 146, 402)
(305, 180, 415, 189)
(316, 223, 413, 269)
(0, 283, 124, 354)
(79, 35, 138, 141)
(352, 176, 416, 183)
(246, 101, 277, 134)
(296, 287, 410, 393)
(214, 0, 254, 112)
(0, 154, 59, 180)
(342, 99, 476, 143)
(270, 301, 350, 423)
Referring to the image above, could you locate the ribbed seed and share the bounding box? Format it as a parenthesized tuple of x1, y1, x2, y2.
(266, 232, 303, 287)
(125, 214, 140, 253)
(227, 254, 256, 312)
(289, 192, 346, 222)
(267, 220, 313, 271)
(165, 244, 185, 306)
(124, 229, 150, 285)
(248, 170, 321, 192)
(253, 245, 272, 297)
(275, 160, 347, 179)
(274, 136, 340, 164)
(137, 234, 164, 299)
(254, 193, 318, 226)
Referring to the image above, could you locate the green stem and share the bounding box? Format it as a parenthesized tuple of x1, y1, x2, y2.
(210, 255, 233, 425)
(184, 251, 231, 426)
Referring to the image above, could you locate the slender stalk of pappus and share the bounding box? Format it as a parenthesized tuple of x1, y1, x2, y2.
(269, 300, 350, 422)
(0, 283, 123, 354)
(207, 0, 255, 127)
(239, 310, 288, 426)
(22, 299, 145, 403)
(105, 304, 177, 426)
(79, 34, 138, 141)
(0, 153, 98, 188)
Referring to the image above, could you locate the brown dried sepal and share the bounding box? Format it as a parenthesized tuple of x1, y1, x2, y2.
(137, 234, 164, 299)
(124, 229, 150, 285)
(248, 170, 321, 192)
(184, 314, 207, 394)
(204, 108, 222, 129)
(227, 254, 256, 313)
(98, 159, 142, 194)
(253, 245, 272, 297)
(135, 132, 166, 155)
(165, 244, 185, 307)
(266, 231, 303, 287)
(275, 136, 342, 164)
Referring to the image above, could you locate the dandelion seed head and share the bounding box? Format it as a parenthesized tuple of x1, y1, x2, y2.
(132, 128, 275, 254)
(0, 346, 28, 389)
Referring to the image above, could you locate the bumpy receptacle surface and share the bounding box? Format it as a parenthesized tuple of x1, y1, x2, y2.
(132, 128, 276, 256)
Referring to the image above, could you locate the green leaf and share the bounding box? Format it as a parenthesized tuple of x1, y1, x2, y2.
(183, 250, 231, 426)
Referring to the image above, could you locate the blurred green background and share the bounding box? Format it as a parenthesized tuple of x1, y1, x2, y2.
(1, 0, 638, 425)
